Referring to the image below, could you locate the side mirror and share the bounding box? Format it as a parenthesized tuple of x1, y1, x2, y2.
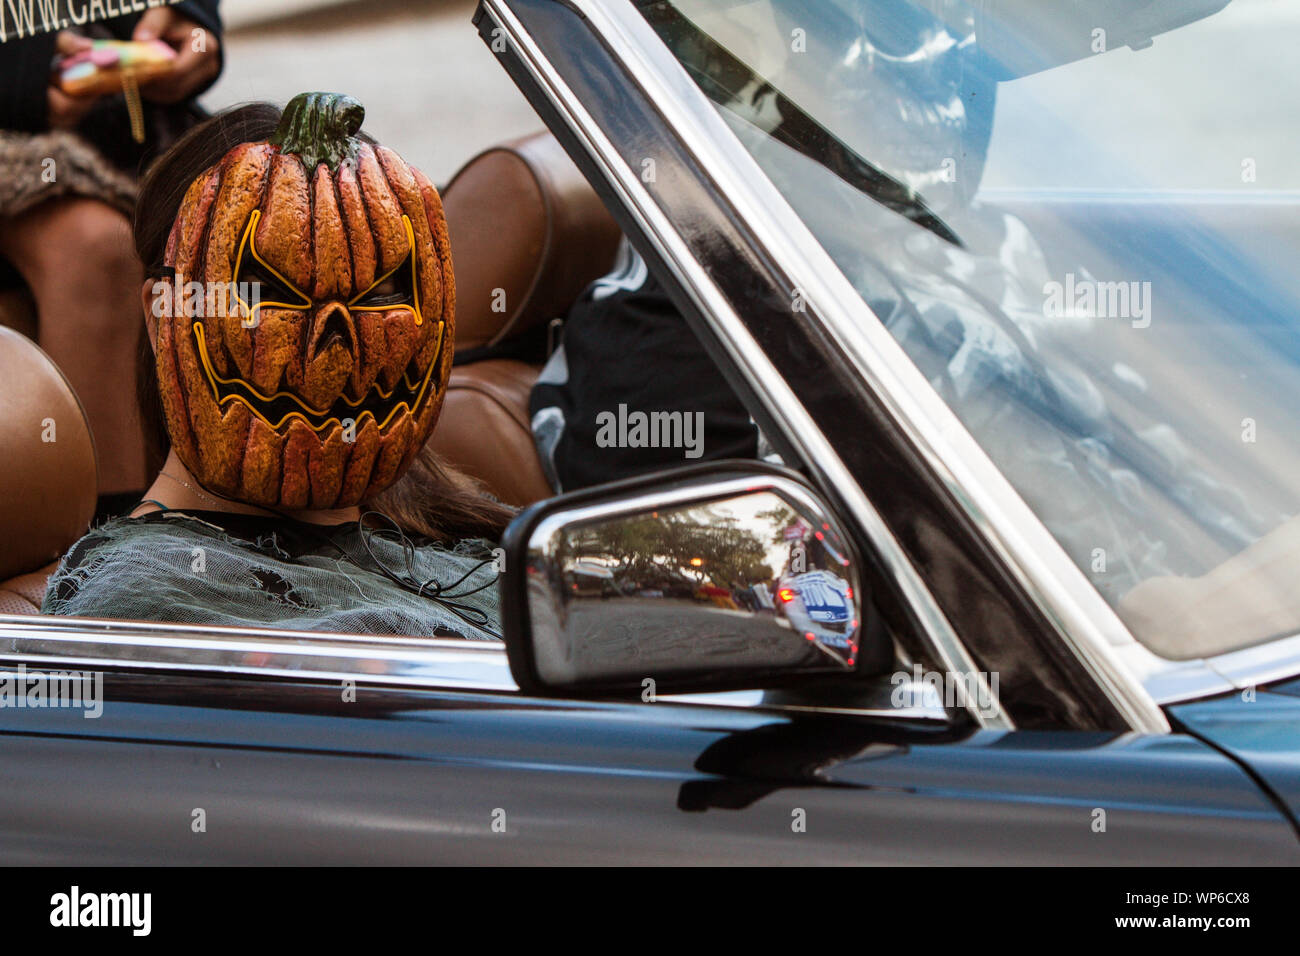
(500, 462, 886, 697)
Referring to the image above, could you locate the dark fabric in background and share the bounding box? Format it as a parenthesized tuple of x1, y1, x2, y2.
(531, 266, 758, 491)
(0, 0, 223, 162)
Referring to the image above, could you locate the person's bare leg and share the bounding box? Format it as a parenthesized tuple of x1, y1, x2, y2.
(0, 197, 147, 494)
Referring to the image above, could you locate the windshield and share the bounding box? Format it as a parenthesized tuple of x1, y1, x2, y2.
(639, 0, 1300, 660)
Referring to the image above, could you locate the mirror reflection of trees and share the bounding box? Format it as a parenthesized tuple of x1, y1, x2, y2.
(562, 502, 779, 603)
(536, 488, 861, 676)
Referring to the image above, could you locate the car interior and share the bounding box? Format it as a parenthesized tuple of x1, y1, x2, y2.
(0, 129, 623, 616)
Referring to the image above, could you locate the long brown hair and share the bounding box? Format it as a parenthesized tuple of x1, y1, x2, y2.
(133, 102, 515, 543)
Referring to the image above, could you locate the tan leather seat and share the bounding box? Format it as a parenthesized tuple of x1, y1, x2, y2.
(446, 131, 623, 354)
(0, 326, 98, 614)
(435, 131, 621, 505)
(0, 564, 58, 616)
(427, 359, 552, 508)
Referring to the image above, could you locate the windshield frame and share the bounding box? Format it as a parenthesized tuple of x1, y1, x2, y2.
(483, 0, 1020, 730)
(479, 0, 1156, 729)
(592, 0, 1300, 713)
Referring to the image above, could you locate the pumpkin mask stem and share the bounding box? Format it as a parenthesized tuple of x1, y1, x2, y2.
(270, 92, 365, 173)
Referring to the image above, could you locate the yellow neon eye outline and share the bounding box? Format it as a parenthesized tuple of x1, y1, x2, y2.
(232, 208, 312, 323)
(230, 210, 423, 328)
(349, 215, 423, 326)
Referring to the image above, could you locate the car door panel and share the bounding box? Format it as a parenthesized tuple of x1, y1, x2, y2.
(0, 673, 1292, 864)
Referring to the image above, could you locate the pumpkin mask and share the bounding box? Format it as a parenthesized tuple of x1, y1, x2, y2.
(156, 92, 454, 509)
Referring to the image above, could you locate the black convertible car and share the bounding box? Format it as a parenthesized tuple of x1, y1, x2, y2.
(1, 0, 1299, 865)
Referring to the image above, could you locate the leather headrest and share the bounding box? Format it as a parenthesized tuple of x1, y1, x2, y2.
(427, 359, 554, 507)
(0, 327, 97, 581)
(443, 131, 622, 353)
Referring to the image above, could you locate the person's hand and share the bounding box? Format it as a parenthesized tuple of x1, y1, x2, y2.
(132, 7, 221, 104)
(47, 32, 98, 129)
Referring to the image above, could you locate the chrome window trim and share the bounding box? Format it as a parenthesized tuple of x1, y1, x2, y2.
(1180, 632, 1300, 699)
(544, 0, 1300, 726)
(483, 0, 1009, 729)
(0, 613, 947, 719)
(0, 613, 519, 690)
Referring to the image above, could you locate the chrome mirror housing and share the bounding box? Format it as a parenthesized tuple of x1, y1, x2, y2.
(501, 463, 883, 697)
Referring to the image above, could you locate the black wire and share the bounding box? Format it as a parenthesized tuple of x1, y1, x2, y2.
(257, 504, 502, 640)
(353, 510, 502, 637)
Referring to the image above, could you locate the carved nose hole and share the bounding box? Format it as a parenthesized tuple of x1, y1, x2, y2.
(311, 303, 353, 360)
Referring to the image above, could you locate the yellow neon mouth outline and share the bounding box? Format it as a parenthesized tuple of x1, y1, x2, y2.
(190, 212, 442, 433)
(193, 321, 443, 433)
